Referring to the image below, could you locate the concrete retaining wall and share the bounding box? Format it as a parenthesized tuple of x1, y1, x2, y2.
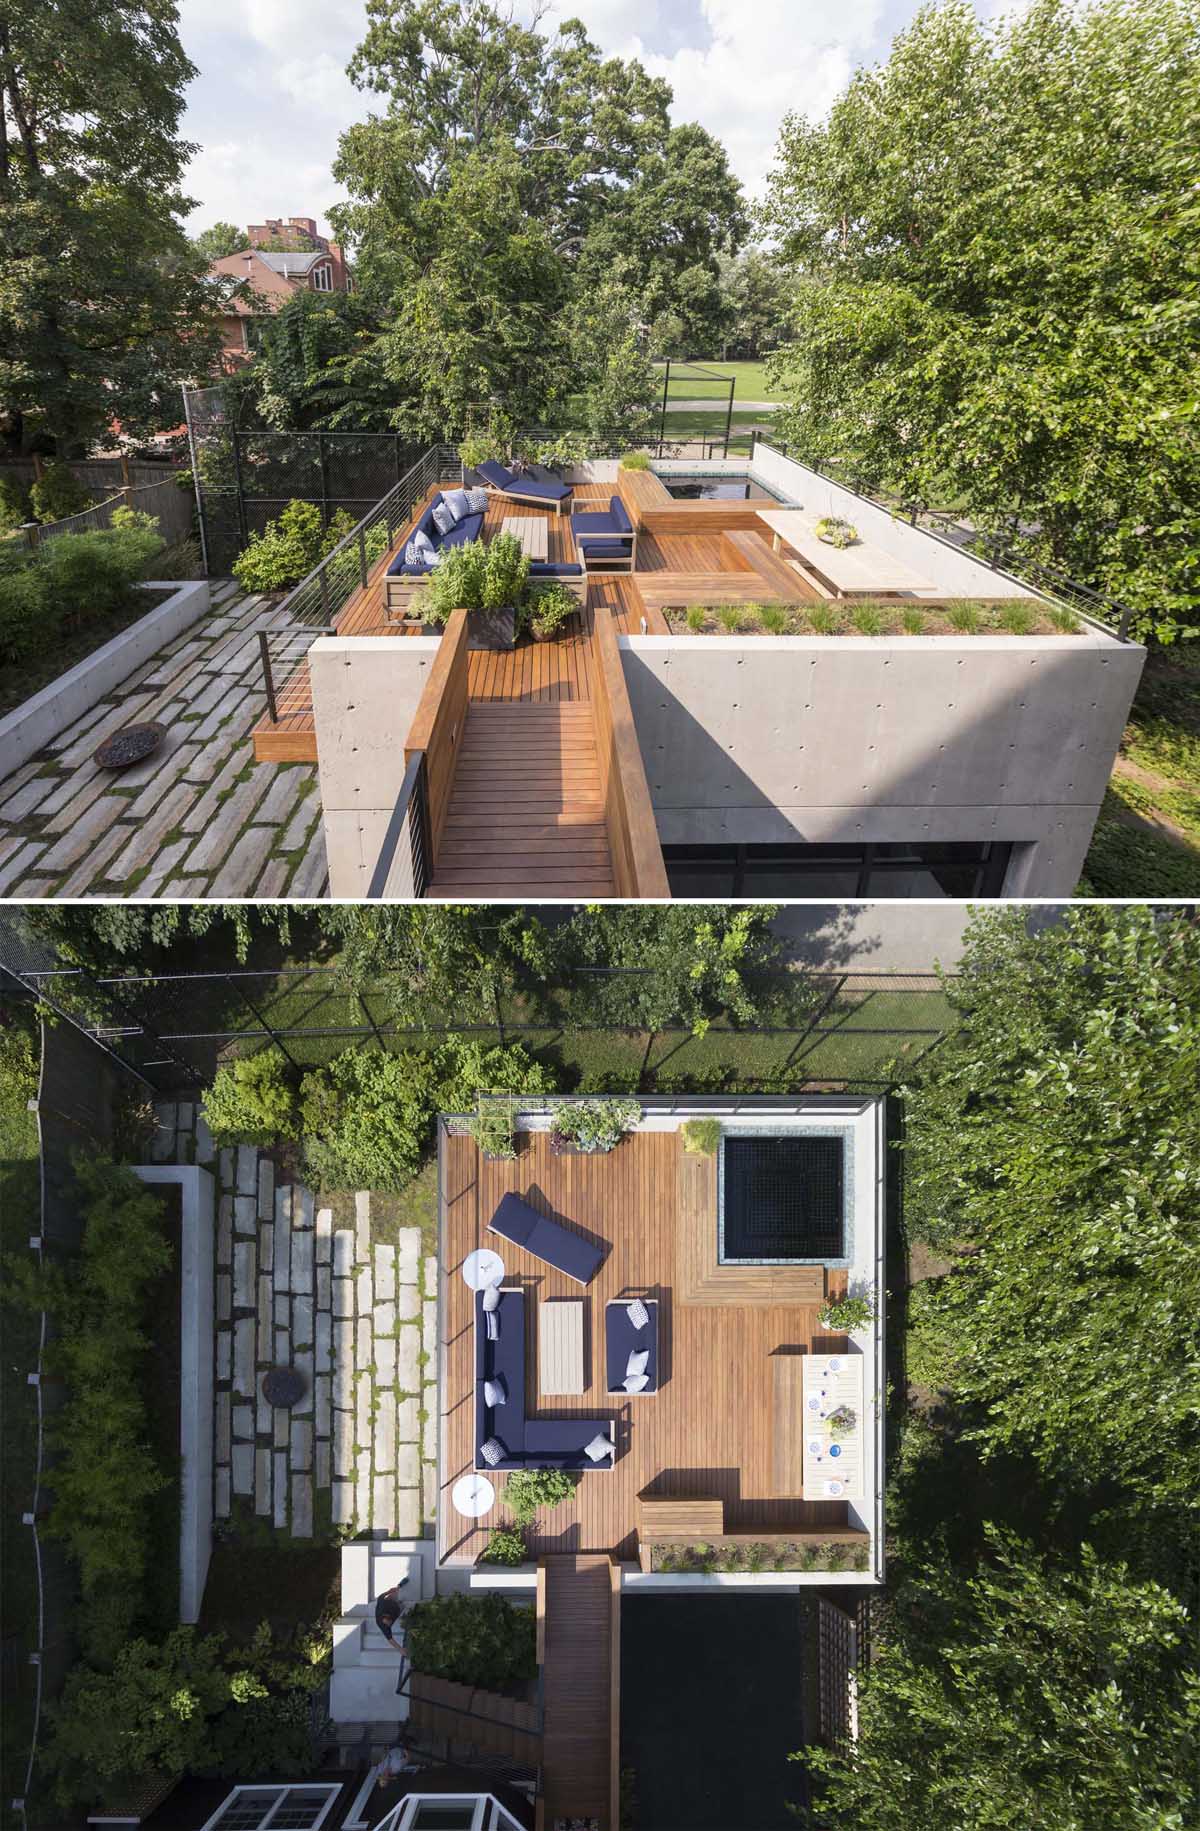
(133, 1164, 215, 1625)
(310, 635, 442, 896)
(0, 579, 209, 775)
(620, 630, 1144, 896)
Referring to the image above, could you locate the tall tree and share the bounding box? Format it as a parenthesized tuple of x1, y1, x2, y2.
(761, 0, 1200, 641)
(800, 1532, 1200, 1831)
(0, 0, 227, 453)
(190, 220, 245, 263)
(717, 250, 791, 360)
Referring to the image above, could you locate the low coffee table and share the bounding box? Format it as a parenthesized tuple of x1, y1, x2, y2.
(501, 514, 549, 562)
(538, 1298, 585, 1395)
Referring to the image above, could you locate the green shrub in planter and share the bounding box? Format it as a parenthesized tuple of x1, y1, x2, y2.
(0, 563, 58, 662)
(480, 531, 529, 611)
(232, 500, 331, 594)
(818, 1292, 876, 1334)
(503, 1469, 579, 1527)
(30, 461, 92, 524)
(406, 1592, 536, 1689)
(480, 1527, 527, 1566)
(466, 1103, 517, 1160)
(423, 539, 488, 625)
(522, 580, 577, 640)
(681, 1118, 720, 1155)
(458, 433, 494, 471)
(39, 526, 165, 624)
(619, 450, 652, 470)
(550, 1095, 640, 1154)
(203, 1046, 300, 1145)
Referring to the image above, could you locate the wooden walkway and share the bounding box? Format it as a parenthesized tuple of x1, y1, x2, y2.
(541, 1556, 615, 1829)
(436, 1128, 854, 1567)
(426, 701, 615, 897)
(408, 1674, 541, 1767)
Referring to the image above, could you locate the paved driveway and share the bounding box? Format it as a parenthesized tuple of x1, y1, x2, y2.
(0, 582, 327, 899)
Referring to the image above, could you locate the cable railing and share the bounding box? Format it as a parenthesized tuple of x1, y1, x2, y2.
(366, 751, 432, 898)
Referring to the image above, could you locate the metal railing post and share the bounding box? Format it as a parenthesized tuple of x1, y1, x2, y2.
(358, 526, 368, 589)
(258, 631, 279, 725)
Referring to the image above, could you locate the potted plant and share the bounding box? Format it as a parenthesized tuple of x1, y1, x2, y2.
(680, 1118, 720, 1155)
(422, 535, 528, 650)
(458, 431, 492, 481)
(826, 1405, 857, 1438)
(818, 1292, 876, 1334)
(549, 1096, 641, 1155)
(522, 580, 578, 643)
(815, 515, 858, 548)
(619, 450, 652, 471)
(478, 1526, 527, 1567)
(467, 1100, 517, 1161)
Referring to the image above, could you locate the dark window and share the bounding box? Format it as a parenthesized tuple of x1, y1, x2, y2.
(663, 840, 1011, 899)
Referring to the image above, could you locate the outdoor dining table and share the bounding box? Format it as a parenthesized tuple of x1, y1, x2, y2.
(755, 508, 936, 599)
(801, 1352, 865, 1500)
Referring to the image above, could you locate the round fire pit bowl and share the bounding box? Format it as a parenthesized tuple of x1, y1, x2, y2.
(93, 721, 167, 770)
(261, 1364, 307, 1409)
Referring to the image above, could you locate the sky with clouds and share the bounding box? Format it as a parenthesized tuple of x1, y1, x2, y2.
(175, 0, 997, 240)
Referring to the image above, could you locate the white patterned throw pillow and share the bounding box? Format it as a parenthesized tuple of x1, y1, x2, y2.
(625, 1348, 649, 1378)
(626, 1298, 650, 1331)
(431, 501, 455, 536)
(584, 1432, 614, 1463)
(480, 1436, 504, 1467)
(485, 1308, 499, 1342)
(465, 487, 489, 513)
(481, 1282, 501, 1313)
(623, 1373, 650, 1393)
(483, 1377, 507, 1408)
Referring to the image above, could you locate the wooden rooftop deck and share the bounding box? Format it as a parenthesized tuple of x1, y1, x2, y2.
(436, 1126, 853, 1568)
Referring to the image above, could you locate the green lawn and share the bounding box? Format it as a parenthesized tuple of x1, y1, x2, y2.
(654, 359, 788, 404)
(0, 1010, 43, 1830)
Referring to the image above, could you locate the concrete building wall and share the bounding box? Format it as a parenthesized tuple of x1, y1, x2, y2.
(620, 632, 1143, 896)
(310, 635, 442, 896)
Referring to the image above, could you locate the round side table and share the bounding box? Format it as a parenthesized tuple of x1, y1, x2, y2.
(462, 1248, 506, 1290)
(452, 1473, 496, 1518)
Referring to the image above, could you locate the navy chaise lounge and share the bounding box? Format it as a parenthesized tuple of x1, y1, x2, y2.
(474, 1289, 615, 1471)
(488, 1191, 605, 1285)
(571, 494, 636, 573)
(605, 1297, 660, 1395)
(476, 459, 573, 518)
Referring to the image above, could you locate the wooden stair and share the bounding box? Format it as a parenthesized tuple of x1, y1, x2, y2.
(541, 1556, 615, 1829)
(426, 701, 615, 896)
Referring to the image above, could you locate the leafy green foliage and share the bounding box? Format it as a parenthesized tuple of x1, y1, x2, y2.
(405, 1592, 537, 1689)
(191, 221, 246, 263)
(3, 1159, 172, 1657)
(0, 519, 165, 663)
(818, 1293, 875, 1333)
(762, 0, 1200, 641)
(202, 1047, 300, 1145)
(297, 1036, 552, 1189)
(480, 1527, 527, 1566)
(464, 1102, 516, 1160)
(502, 1469, 579, 1528)
(29, 463, 92, 523)
(901, 906, 1200, 1512)
(0, 563, 57, 662)
(0, 4, 227, 453)
(234, 289, 400, 433)
(545, 906, 783, 1035)
(550, 1095, 641, 1153)
(0, 471, 32, 530)
(522, 580, 578, 639)
(680, 1118, 720, 1154)
(619, 451, 652, 470)
(44, 1617, 329, 1804)
(232, 499, 349, 594)
(801, 1533, 1199, 1830)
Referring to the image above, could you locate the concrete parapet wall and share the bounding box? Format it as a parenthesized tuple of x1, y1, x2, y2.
(620, 631, 1143, 896)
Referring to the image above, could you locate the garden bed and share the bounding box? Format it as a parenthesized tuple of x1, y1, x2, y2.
(0, 586, 174, 716)
(141, 1184, 183, 1633)
(663, 596, 1080, 638)
(645, 1535, 870, 1574)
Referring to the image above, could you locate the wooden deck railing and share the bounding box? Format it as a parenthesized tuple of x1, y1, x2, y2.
(589, 608, 669, 899)
(403, 607, 470, 876)
(609, 1561, 623, 1831)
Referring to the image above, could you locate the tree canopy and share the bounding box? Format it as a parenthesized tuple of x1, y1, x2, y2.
(0, 0, 228, 454)
(190, 221, 246, 263)
(761, 0, 1200, 641)
(321, 0, 745, 435)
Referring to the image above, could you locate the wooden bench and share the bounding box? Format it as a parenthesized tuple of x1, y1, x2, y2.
(772, 1356, 807, 1497)
(637, 1495, 725, 1537)
(616, 467, 674, 530)
(635, 571, 798, 613)
(720, 530, 812, 602)
(639, 497, 767, 535)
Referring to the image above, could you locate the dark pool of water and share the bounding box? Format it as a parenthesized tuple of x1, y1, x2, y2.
(662, 474, 788, 502)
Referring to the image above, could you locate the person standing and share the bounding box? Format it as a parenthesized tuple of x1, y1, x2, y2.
(375, 1580, 410, 1692)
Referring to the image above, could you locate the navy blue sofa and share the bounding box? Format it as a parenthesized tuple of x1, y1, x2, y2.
(477, 459, 573, 517)
(571, 494, 636, 572)
(474, 1289, 615, 1471)
(605, 1298, 659, 1394)
(386, 489, 485, 580)
(488, 1191, 605, 1285)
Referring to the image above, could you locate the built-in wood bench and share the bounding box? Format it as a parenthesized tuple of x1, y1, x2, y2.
(772, 1356, 807, 1497)
(720, 529, 813, 602)
(616, 467, 674, 529)
(635, 571, 799, 614)
(639, 497, 767, 535)
(637, 1495, 725, 1537)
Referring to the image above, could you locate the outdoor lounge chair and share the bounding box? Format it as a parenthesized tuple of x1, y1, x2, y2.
(475, 459, 573, 517)
(570, 494, 636, 573)
(605, 1297, 660, 1394)
(487, 1190, 605, 1284)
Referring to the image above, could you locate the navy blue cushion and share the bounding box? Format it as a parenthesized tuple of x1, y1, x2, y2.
(502, 474, 571, 503)
(477, 460, 514, 489)
(570, 510, 616, 535)
(438, 511, 484, 550)
(576, 538, 632, 558)
(610, 495, 633, 533)
(488, 1192, 605, 1284)
(529, 560, 583, 577)
(606, 1299, 659, 1393)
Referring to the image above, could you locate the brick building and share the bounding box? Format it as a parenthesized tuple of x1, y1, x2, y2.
(208, 215, 351, 366)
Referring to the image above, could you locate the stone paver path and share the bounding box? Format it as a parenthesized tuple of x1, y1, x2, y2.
(0, 582, 328, 898)
(162, 1102, 438, 1540)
